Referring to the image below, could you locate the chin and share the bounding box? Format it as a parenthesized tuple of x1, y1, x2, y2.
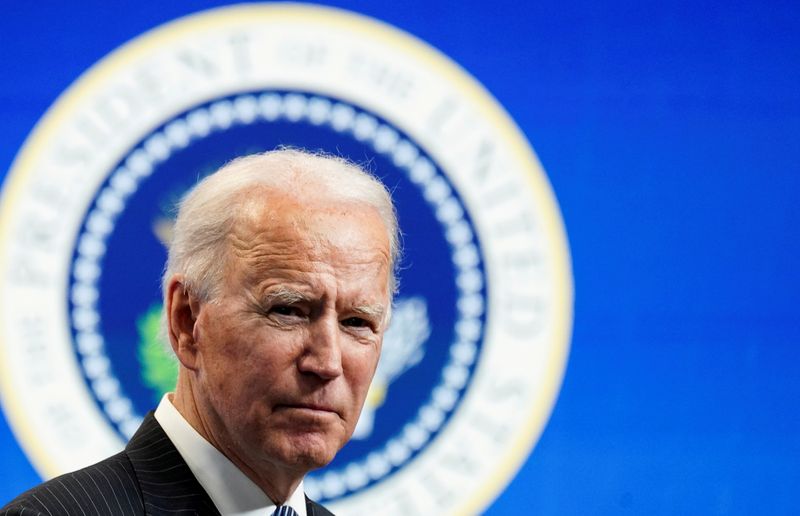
(276, 432, 343, 470)
(279, 448, 337, 473)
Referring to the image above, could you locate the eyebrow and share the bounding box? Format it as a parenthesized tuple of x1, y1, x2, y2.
(352, 304, 387, 321)
(262, 287, 310, 305)
(264, 287, 387, 321)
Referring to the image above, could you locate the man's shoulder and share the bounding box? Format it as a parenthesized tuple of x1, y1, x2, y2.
(1, 451, 144, 515)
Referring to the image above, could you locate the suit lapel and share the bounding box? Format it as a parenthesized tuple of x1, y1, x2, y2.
(306, 495, 335, 516)
(126, 412, 221, 516)
(125, 413, 334, 516)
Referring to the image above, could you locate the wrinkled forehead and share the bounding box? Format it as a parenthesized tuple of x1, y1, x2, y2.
(233, 186, 389, 242)
(226, 187, 392, 280)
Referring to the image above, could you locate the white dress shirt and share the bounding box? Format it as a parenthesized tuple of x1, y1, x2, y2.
(154, 394, 308, 516)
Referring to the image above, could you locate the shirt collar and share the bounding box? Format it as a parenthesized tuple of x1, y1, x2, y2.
(154, 394, 308, 516)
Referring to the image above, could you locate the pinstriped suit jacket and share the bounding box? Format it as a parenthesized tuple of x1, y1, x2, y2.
(1, 413, 334, 516)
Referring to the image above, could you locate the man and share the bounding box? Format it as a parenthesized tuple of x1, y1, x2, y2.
(2, 149, 399, 515)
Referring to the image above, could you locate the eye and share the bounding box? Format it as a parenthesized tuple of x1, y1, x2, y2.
(270, 305, 304, 317)
(341, 317, 374, 330)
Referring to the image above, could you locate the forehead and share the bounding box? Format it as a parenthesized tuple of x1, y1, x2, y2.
(226, 189, 391, 287)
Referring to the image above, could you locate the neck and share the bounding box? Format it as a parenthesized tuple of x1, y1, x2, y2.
(171, 372, 304, 504)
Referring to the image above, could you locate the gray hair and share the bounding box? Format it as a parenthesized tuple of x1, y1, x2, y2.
(162, 149, 400, 304)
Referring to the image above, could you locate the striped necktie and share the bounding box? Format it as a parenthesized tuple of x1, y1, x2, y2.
(272, 506, 299, 516)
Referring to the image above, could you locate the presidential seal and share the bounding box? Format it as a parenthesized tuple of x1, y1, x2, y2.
(0, 5, 572, 514)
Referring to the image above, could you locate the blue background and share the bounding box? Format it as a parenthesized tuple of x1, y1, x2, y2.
(1, 1, 799, 513)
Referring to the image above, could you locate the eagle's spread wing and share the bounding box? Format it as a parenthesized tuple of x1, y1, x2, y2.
(376, 296, 430, 383)
(352, 296, 430, 440)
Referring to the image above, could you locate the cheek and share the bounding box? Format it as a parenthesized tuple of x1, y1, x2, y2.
(209, 327, 297, 394)
(345, 346, 381, 393)
(199, 326, 262, 394)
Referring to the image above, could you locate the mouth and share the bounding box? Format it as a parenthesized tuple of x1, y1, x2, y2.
(275, 403, 339, 416)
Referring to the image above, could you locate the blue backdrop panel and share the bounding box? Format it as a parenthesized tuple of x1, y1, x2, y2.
(1, 1, 799, 514)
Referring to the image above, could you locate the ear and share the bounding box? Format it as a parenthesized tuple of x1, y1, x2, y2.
(165, 274, 203, 371)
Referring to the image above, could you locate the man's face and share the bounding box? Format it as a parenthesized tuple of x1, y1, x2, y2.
(189, 193, 390, 475)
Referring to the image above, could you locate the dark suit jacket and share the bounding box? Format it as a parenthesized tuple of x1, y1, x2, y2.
(1, 413, 333, 516)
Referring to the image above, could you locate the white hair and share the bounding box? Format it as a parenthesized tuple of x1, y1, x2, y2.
(163, 149, 400, 303)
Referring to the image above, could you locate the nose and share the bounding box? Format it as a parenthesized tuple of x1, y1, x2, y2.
(298, 317, 343, 380)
